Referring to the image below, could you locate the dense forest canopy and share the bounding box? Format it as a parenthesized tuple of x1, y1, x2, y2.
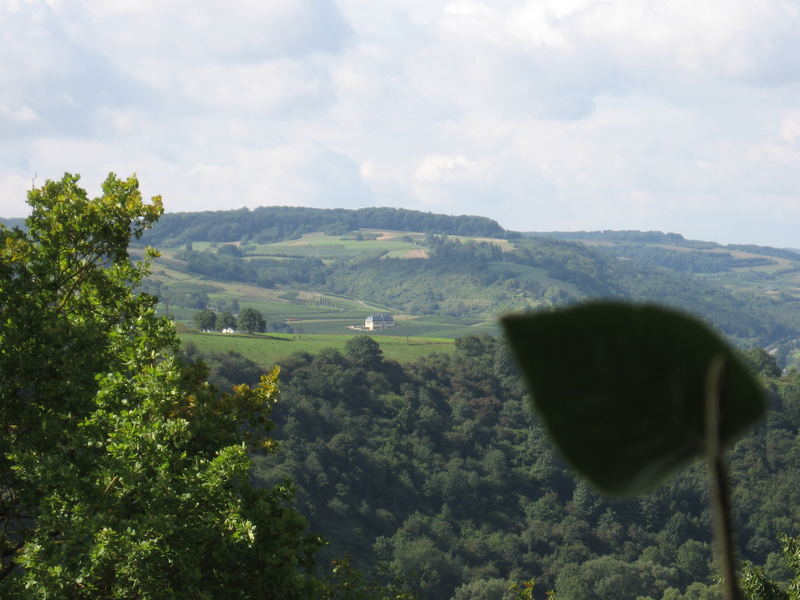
(233, 333, 800, 600)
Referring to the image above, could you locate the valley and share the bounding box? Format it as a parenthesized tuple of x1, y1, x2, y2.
(131, 208, 800, 370)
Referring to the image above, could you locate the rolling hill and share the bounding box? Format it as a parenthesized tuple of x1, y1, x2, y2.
(124, 206, 800, 368)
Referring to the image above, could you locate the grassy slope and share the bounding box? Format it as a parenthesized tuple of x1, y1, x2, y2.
(145, 228, 800, 367)
(147, 231, 509, 344)
(180, 331, 457, 366)
(575, 237, 800, 297)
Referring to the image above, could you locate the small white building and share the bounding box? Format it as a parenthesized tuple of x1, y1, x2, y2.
(365, 313, 395, 330)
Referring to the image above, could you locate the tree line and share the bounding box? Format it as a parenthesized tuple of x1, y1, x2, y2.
(193, 307, 294, 334)
(239, 331, 800, 599)
(137, 205, 506, 246)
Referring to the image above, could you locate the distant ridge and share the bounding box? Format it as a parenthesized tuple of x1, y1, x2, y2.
(530, 229, 800, 259)
(528, 230, 710, 246)
(0, 217, 26, 230)
(140, 206, 506, 246)
(530, 229, 689, 242)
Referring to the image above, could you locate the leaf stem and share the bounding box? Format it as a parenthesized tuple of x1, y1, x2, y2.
(705, 355, 743, 600)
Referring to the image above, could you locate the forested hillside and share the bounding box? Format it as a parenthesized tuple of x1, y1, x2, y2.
(223, 335, 800, 600)
(138, 206, 506, 246)
(157, 231, 798, 350)
(127, 206, 800, 360)
(536, 230, 800, 271)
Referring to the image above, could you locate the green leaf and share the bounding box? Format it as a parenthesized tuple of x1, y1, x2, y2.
(501, 302, 766, 496)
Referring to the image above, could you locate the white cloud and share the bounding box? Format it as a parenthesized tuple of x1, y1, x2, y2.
(414, 154, 492, 185)
(3, 0, 800, 245)
(242, 142, 372, 209)
(780, 111, 800, 145)
(0, 102, 39, 124)
(0, 172, 33, 217)
(80, 0, 351, 63)
(175, 60, 335, 116)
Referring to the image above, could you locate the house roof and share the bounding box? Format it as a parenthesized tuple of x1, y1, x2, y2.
(366, 313, 393, 321)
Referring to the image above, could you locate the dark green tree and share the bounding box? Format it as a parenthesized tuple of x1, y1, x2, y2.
(0, 173, 321, 598)
(740, 348, 782, 378)
(219, 310, 237, 330)
(238, 307, 266, 334)
(345, 336, 384, 369)
(193, 307, 217, 331)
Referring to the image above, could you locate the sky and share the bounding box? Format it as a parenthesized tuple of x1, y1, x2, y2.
(2, 0, 800, 247)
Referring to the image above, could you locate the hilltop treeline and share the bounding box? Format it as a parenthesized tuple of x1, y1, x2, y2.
(532, 230, 694, 245)
(139, 206, 505, 245)
(534, 230, 800, 262)
(0, 217, 25, 230)
(238, 335, 800, 600)
(593, 245, 777, 273)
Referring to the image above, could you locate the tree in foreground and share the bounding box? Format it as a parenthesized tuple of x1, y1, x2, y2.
(0, 174, 321, 598)
(503, 303, 766, 600)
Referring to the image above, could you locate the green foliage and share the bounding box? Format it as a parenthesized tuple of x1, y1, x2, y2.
(345, 336, 385, 369)
(245, 325, 800, 599)
(554, 556, 676, 600)
(237, 307, 266, 333)
(180, 331, 457, 368)
(741, 349, 782, 379)
(450, 577, 545, 600)
(537, 230, 693, 245)
(741, 564, 789, 600)
(596, 245, 776, 274)
(0, 174, 321, 598)
(319, 555, 416, 600)
(0, 172, 163, 584)
(742, 534, 800, 600)
(501, 302, 766, 496)
(89, 200, 800, 597)
(180, 343, 264, 391)
(219, 310, 237, 329)
(139, 278, 215, 309)
(194, 307, 218, 330)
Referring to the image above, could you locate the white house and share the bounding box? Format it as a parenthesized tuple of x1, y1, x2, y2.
(365, 313, 395, 330)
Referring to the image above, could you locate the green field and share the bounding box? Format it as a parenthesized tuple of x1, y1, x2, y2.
(147, 230, 528, 344)
(146, 250, 500, 342)
(179, 331, 457, 366)
(163, 230, 500, 360)
(152, 228, 800, 361)
(240, 231, 425, 260)
(280, 317, 499, 338)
